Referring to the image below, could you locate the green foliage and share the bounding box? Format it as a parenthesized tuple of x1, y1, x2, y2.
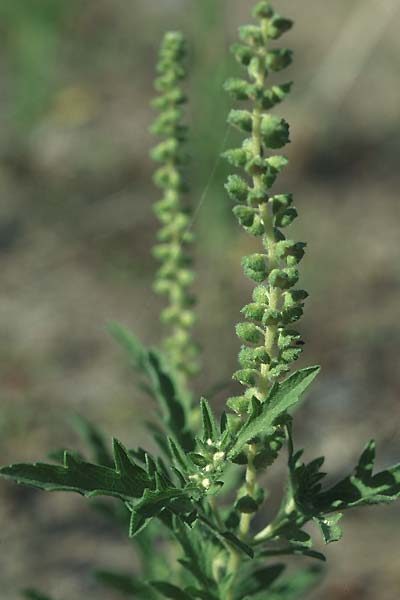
(0, 2, 399, 600)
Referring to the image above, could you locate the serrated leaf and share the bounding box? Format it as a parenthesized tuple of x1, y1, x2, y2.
(314, 513, 343, 544)
(151, 581, 192, 600)
(200, 398, 219, 443)
(146, 351, 195, 451)
(228, 367, 320, 458)
(0, 439, 150, 501)
(315, 440, 400, 512)
(174, 518, 216, 589)
(96, 570, 155, 598)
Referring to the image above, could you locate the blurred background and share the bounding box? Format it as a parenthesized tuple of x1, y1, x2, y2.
(1, 0, 399, 598)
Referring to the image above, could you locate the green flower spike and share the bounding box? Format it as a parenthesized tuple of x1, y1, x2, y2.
(151, 32, 199, 386)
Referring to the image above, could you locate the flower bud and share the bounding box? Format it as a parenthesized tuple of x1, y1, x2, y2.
(225, 175, 249, 203)
(266, 49, 293, 72)
(242, 253, 268, 283)
(275, 207, 298, 228)
(252, 285, 269, 303)
(227, 395, 250, 415)
(239, 25, 264, 47)
(236, 322, 264, 344)
(228, 109, 253, 133)
(233, 369, 259, 386)
(241, 303, 265, 321)
(222, 148, 250, 168)
(233, 206, 256, 227)
(267, 16, 294, 40)
(252, 1, 274, 19)
(262, 309, 281, 326)
(261, 115, 290, 149)
(231, 43, 255, 66)
(224, 78, 253, 101)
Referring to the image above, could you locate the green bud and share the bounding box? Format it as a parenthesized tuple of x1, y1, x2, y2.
(268, 362, 291, 379)
(161, 306, 180, 324)
(252, 285, 268, 303)
(236, 495, 259, 514)
(224, 78, 252, 101)
(252, 1, 274, 19)
(151, 89, 186, 109)
(262, 309, 281, 326)
(225, 175, 249, 203)
(266, 49, 293, 72)
(233, 369, 259, 386)
(283, 289, 309, 307)
(267, 15, 294, 40)
(276, 240, 306, 264)
(150, 138, 180, 163)
(239, 346, 270, 368)
(278, 329, 302, 350)
(245, 214, 265, 236)
(242, 253, 268, 283)
(236, 322, 263, 344)
(280, 347, 303, 363)
(275, 207, 298, 228)
(239, 25, 264, 47)
(231, 43, 255, 66)
(271, 193, 293, 214)
(261, 82, 293, 110)
(241, 303, 265, 321)
(282, 304, 304, 324)
(261, 115, 290, 149)
(227, 395, 250, 415)
(153, 166, 183, 190)
(233, 206, 256, 227)
(176, 269, 195, 287)
(228, 109, 253, 133)
(269, 268, 299, 290)
(222, 148, 250, 168)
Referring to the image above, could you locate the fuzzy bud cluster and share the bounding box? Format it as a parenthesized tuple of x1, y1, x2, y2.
(151, 32, 199, 381)
(223, 1, 307, 411)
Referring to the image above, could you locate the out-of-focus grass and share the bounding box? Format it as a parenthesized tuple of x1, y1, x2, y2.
(0, 1, 399, 598)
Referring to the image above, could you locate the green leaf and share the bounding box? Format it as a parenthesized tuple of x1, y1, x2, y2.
(109, 322, 146, 370)
(173, 518, 216, 589)
(238, 564, 285, 598)
(266, 566, 323, 600)
(228, 367, 320, 458)
(313, 513, 343, 544)
(200, 398, 220, 443)
(315, 440, 400, 512)
(96, 570, 155, 598)
(0, 439, 150, 501)
(257, 545, 326, 562)
(151, 581, 192, 600)
(146, 351, 195, 451)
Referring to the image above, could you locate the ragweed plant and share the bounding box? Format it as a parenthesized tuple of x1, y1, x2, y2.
(151, 32, 199, 388)
(2, 2, 400, 600)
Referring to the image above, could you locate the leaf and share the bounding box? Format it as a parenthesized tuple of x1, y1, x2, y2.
(69, 414, 113, 467)
(257, 545, 326, 562)
(173, 518, 215, 588)
(238, 564, 286, 598)
(109, 322, 146, 370)
(0, 439, 150, 501)
(200, 398, 220, 443)
(313, 513, 343, 544)
(265, 566, 323, 600)
(198, 515, 254, 558)
(96, 570, 155, 598)
(228, 367, 320, 458)
(315, 440, 400, 512)
(146, 351, 195, 451)
(151, 581, 192, 600)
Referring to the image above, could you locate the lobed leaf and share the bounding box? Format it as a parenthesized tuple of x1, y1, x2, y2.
(0, 439, 150, 501)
